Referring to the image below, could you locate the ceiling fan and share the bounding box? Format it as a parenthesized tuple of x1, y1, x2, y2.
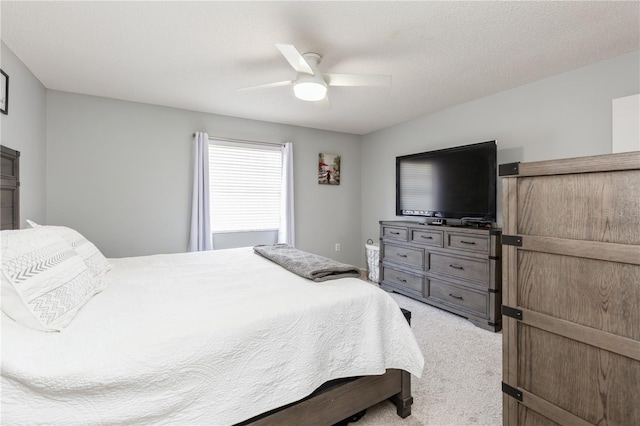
(239, 43, 391, 103)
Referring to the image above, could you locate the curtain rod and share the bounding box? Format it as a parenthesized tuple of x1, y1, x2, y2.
(192, 133, 284, 147)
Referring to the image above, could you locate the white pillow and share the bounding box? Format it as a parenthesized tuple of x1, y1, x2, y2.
(26, 220, 111, 290)
(1, 227, 102, 331)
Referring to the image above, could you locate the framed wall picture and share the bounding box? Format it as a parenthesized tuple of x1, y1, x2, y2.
(0, 69, 8, 115)
(318, 152, 341, 185)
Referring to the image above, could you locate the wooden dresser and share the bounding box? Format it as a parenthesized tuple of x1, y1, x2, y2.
(379, 220, 502, 331)
(500, 152, 640, 425)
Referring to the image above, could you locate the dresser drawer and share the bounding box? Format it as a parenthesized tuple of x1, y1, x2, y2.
(382, 226, 408, 241)
(446, 232, 490, 254)
(382, 266, 424, 295)
(383, 244, 424, 268)
(428, 253, 488, 285)
(411, 229, 443, 247)
(429, 280, 487, 317)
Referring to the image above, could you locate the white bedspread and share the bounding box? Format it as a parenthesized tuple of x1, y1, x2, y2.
(1, 248, 424, 425)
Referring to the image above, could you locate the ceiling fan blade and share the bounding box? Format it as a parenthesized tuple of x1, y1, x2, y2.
(276, 43, 314, 75)
(238, 80, 294, 91)
(325, 73, 392, 87)
(313, 96, 331, 109)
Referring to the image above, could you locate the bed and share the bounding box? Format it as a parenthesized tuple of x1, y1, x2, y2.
(1, 225, 424, 425)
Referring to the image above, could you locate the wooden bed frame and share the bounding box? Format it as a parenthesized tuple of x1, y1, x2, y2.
(240, 369, 412, 426)
(239, 309, 414, 426)
(0, 145, 20, 230)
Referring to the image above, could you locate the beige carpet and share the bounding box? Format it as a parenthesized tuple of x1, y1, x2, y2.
(358, 292, 502, 426)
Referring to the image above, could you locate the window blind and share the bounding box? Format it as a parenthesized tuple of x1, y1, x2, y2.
(209, 141, 282, 232)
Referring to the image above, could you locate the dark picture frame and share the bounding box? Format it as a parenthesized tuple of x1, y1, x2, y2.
(0, 69, 8, 115)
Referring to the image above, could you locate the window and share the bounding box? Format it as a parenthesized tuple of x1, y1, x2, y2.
(209, 140, 282, 233)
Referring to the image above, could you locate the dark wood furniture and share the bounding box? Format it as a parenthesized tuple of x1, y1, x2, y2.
(1, 145, 20, 230)
(500, 152, 640, 425)
(379, 220, 502, 331)
(242, 369, 411, 426)
(241, 309, 414, 425)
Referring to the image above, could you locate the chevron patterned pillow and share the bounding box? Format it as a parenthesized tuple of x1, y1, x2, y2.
(1, 227, 102, 331)
(26, 221, 112, 290)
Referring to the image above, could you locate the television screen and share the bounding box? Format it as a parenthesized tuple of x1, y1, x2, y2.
(396, 141, 497, 223)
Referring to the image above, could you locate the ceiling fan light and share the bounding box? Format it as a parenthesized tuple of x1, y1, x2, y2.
(294, 81, 327, 101)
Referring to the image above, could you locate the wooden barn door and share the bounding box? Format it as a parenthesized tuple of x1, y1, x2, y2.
(500, 152, 640, 426)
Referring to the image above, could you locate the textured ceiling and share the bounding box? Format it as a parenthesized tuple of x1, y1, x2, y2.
(1, 1, 639, 135)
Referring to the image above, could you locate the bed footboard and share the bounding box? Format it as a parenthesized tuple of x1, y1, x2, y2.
(239, 368, 412, 426)
(390, 369, 413, 418)
(391, 308, 413, 418)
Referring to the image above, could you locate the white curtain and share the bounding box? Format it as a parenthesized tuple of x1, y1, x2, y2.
(278, 142, 295, 246)
(188, 132, 213, 252)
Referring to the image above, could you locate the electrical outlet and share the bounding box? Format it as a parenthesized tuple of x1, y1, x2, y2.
(335, 243, 341, 252)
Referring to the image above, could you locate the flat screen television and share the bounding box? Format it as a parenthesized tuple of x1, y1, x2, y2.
(396, 140, 497, 225)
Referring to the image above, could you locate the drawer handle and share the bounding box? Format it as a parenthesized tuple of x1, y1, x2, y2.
(460, 240, 476, 245)
(397, 253, 408, 258)
(390, 231, 400, 235)
(449, 264, 464, 270)
(397, 278, 407, 283)
(448, 293, 464, 300)
(421, 235, 433, 240)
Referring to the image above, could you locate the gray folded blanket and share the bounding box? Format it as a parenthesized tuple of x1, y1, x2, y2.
(253, 244, 362, 282)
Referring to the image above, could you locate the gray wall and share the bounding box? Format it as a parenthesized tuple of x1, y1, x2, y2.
(360, 50, 640, 262)
(46, 92, 363, 264)
(0, 42, 47, 227)
(6, 40, 638, 270)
